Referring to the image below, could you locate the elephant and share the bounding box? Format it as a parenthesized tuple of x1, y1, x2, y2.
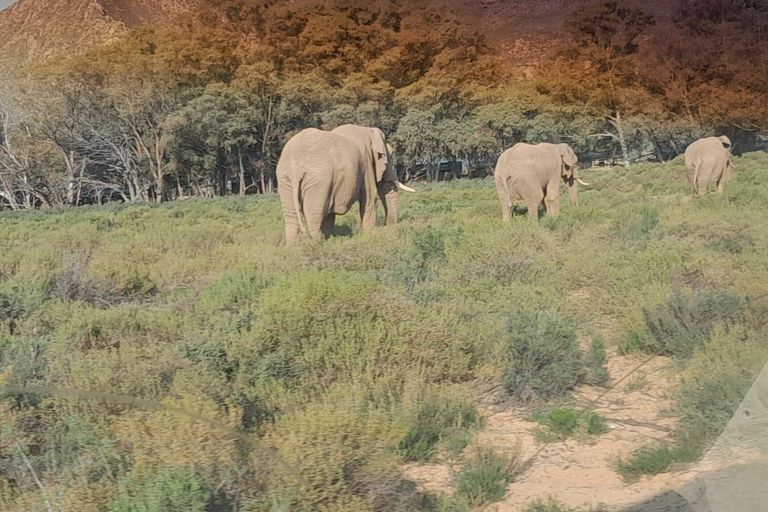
(276, 125, 414, 244)
(494, 142, 589, 221)
(684, 136, 733, 196)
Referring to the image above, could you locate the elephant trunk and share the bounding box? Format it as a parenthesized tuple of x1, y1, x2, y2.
(567, 178, 579, 206)
(379, 181, 400, 226)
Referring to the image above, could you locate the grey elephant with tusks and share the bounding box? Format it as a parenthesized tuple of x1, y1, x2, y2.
(684, 135, 733, 196)
(276, 124, 415, 244)
(494, 142, 589, 221)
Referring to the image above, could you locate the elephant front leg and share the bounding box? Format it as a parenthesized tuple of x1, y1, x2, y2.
(544, 194, 560, 217)
(359, 194, 377, 233)
(321, 213, 336, 238)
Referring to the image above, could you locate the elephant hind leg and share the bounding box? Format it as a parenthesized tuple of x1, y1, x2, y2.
(321, 213, 336, 238)
(277, 174, 301, 244)
(495, 178, 512, 223)
(301, 190, 330, 240)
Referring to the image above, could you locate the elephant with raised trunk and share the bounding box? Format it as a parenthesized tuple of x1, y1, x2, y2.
(494, 142, 588, 221)
(276, 125, 414, 244)
(685, 136, 733, 196)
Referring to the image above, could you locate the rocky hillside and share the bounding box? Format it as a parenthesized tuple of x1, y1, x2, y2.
(0, 0, 199, 66)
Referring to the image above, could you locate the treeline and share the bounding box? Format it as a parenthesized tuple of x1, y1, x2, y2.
(0, 0, 767, 208)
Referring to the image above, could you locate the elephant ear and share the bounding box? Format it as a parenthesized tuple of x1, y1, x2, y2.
(558, 144, 578, 178)
(371, 128, 395, 183)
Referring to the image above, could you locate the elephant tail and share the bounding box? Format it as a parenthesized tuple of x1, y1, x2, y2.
(692, 162, 700, 195)
(292, 179, 307, 234)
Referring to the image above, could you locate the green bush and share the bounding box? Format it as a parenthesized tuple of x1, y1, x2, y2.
(109, 467, 211, 512)
(502, 313, 599, 402)
(617, 330, 654, 355)
(523, 497, 607, 512)
(399, 395, 480, 462)
(584, 334, 610, 386)
(675, 325, 768, 448)
(523, 498, 572, 512)
(420, 495, 471, 512)
(0, 286, 42, 335)
(615, 443, 700, 483)
(612, 206, 661, 244)
(641, 289, 743, 359)
(532, 408, 607, 442)
(197, 267, 274, 313)
(456, 446, 521, 506)
(386, 227, 449, 290)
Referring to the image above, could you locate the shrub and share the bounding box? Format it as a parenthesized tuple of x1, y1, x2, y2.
(612, 206, 661, 244)
(109, 467, 211, 512)
(675, 325, 768, 448)
(399, 394, 480, 462)
(617, 330, 654, 355)
(501, 313, 594, 402)
(642, 288, 743, 359)
(386, 227, 448, 290)
(523, 498, 608, 512)
(197, 267, 274, 313)
(615, 444, 700, 483)
(523, 498, 572, 512)
(265, 401, 406, 510)
(584, 334, 610, 386)
(532, 408, 607, 442)
(456, 445, 522, 506)
(0, 286, 41, 335)
(420, 495, 471, 512)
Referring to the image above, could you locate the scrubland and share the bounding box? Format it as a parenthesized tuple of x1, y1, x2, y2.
(2, 153, 768, 511)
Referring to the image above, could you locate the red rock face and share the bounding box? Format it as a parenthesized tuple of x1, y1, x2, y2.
(0, 0, 200, 66)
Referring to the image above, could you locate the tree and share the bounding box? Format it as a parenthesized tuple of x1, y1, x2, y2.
(543, 0, 657, 166)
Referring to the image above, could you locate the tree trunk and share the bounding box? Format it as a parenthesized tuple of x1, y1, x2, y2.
(75, 160, 86, 206)
(0, 173, 19, 210)
(612, 111, 630, 169)
(66, 150, 76, 205)
(239, 150, 247, 197)
(650, 137, 665, 163)
(153, 130, 164, 203)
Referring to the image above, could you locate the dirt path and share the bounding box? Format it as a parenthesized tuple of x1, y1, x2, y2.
(405, 354, 702, 511)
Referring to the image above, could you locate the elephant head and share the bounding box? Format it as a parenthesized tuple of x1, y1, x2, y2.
(718, 135, 733, 153)
(558, 143, 589, 205)
(369, 128, 415, 226)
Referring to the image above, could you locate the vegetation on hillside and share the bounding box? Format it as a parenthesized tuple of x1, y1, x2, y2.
(1, 152, 768, 509)
(1, 0, 767, 207)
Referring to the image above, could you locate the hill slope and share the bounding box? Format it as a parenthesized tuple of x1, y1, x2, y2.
(0, 0, 199, 66)
(0, 0, 677, 69)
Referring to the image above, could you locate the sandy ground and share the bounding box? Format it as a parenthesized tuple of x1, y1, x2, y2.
(404, 354, 706, 511)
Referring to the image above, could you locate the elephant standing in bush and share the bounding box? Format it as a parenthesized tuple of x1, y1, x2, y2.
(684, 136, 733, 196)
(494, 143, 588, 221)
(276, 125, 414, 244)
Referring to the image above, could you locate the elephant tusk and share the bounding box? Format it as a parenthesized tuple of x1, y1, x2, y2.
(396, 181, 416, 193)
(576, 179, 590, 186)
